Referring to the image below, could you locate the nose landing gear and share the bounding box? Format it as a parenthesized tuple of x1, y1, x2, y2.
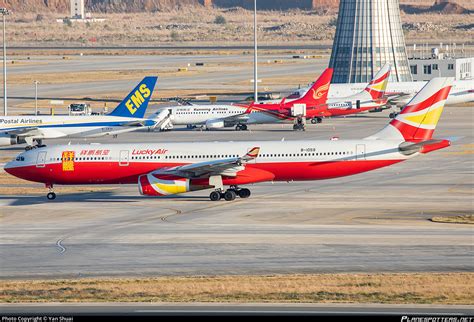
(46, 184, 56, 200)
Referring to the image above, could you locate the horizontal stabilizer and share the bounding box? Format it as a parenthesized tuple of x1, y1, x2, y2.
(399, 139, 450, 155)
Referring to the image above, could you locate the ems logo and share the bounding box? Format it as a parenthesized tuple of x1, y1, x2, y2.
(125, 84, 151, 115)
(62, 151, 75, 172)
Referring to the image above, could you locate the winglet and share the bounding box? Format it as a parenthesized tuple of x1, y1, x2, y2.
(242, 147, 260, 161)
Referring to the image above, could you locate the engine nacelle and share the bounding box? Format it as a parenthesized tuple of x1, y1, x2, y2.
(0, 135, 23, 146)
(205, 119, 225, 129)
(138, 172, 210, 196)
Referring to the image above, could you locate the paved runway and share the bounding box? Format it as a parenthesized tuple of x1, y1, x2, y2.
(0, 104, 472, 279)
(7, 54, 328, 110)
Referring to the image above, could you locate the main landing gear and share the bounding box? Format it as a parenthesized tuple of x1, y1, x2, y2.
(235, 124, 248, 131)
(46, 184, 56, 200)
(310, 117, 322, 124)
(25, 139, 46, 151)
(209, 187, 251, 201)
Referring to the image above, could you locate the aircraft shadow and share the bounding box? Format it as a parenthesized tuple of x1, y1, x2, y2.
(0, 192, 210, 206)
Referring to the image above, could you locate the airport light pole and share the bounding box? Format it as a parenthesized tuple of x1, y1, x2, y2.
(34, 80, 39, 115)
(253, 0, 258, 103)
(0, 8, 9, 116)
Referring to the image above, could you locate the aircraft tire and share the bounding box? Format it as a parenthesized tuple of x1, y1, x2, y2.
(47, 192, 56, 200)
(311, 118, 317, 124)
(210, 191, 221, 201)
(224, 190, 237, 201)
(238, 188, 251, 198)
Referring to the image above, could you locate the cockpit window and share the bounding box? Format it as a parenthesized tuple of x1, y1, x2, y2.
(15, 156, 25, 161)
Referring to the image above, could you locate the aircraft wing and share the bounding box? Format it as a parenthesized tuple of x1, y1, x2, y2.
(5, 127, 43, 138)
(386, 92, 414, 105)
(221, 113, 250, 123)
(83, 119, 157, 137)
(119, 119, 156, 127)
(158, 147, 260, 178)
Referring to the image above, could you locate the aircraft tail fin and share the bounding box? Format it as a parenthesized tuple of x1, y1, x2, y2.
(109, 76, 158, 118)
(368, 77, 454, 141)
(297, 68, 333, 106)
(364, 63, 391, 100)
(242, 147, 260, 162)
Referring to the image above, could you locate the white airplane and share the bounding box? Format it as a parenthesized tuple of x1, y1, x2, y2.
(325, 63, 390, 109)
(5, 77, 453, 201)
(152, 70, 333, 131)
(155, 65, 394, 131)
(292, 78, 474, 106)
(0, 77, 158, 148)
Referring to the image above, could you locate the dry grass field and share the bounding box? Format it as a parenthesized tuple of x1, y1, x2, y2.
(7, 8, 474, 48)
(1, 273, 473, 304)
(431, 215, 474, 224)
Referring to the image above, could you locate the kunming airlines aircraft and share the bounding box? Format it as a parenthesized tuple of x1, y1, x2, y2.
(154, 69, 333, 131)
(0, 77, 158, 148)
(5, 77, 453, 201)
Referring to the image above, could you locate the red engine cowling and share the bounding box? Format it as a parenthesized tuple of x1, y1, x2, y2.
(138, 172, 210, 196)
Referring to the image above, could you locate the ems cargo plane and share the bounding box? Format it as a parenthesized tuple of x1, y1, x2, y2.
(5, 77, 453, 201)
(0, 77, 158, 148)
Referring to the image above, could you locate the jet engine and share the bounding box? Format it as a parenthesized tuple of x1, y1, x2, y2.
(0, 134, 25, 146)
(205, 119, 225, 129)
(138, 172, 210, 196)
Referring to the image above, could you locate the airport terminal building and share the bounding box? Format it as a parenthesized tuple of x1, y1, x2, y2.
(329, 0, 413, 83)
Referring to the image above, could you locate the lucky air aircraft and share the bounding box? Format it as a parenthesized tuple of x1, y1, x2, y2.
(0, 77, 158, 148)
(5, 77, 453, 201)
(152, 69, 333, 131)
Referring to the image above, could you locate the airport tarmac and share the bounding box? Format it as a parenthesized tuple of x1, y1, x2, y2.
(6, 54, 328, 109)
(0, 105, 472, 279)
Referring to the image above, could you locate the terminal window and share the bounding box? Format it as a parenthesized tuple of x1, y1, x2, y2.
(423, 65, 432, 75)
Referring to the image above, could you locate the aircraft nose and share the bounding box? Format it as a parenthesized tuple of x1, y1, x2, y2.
(4, 160, 14, 175)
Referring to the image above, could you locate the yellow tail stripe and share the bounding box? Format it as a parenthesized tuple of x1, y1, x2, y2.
(402, 106, 444, 127)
